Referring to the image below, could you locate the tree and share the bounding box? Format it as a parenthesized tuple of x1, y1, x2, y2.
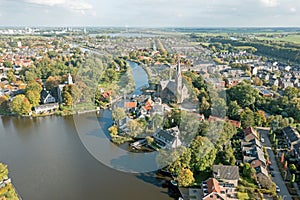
(242, 163, 256, 181)
(25, 81, 42, 107)
(26, 80, 42, 92)
(3, 61, 13, 68)
(190, 136, 217, 171)
(127, 120, 140, 137)
(10, 94, 32, 115)
(108, 125, 118, 137)
(227, 83, 259, 108)
(45, 76, 61, 90)
(151, 114, 164, 130)
(104, 68, 118, 83)
(26, 90, 40, 107)
(0, 95, 9, 113)
(6, 70, 16, 83)
(112, 107, 126, 123)
(62, 91, 72, 107)
(211, 97, 227, 118)
(284, 86, 299, 100)
(0, 162, 8, 181)
(289, 164, 297, 173)
(228, 101, 241, 120)
(177, 168, 195, 187)
(240, 107, 255, 128)
(145, 136, 154, 146)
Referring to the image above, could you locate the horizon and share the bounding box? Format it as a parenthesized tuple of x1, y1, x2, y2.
(0, 0, 300, 27)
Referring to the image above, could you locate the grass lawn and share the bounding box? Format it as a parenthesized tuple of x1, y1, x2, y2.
(237, 192, 249, 200)
(256, 34, 300, 44)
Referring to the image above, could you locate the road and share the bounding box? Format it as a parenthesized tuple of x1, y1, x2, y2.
(257, 128, 292, 200)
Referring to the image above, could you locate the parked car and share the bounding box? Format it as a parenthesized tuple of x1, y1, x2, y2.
(276, 185, 280, 193)
(261, 137, 265, 143)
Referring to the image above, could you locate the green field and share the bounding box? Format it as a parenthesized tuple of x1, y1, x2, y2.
(256, 34, 300, 44)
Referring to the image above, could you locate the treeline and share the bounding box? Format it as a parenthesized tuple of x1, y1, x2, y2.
(208, 37, 300, 63)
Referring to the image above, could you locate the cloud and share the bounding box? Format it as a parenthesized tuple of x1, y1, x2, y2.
(24, 0, 93, 13)
(260, 0, 279, 7)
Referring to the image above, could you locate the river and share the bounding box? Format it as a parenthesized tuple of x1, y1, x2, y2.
(0, 62, 175, 200)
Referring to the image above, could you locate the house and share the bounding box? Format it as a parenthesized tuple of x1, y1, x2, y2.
(118, 117, 131, 135)
(202, 178, 226, 200)
(212, 165, 239, 187)
(255, 166, 269, 178)
(243, 146, 266, 168)
(282, 126, 300, 159)
(40, 88, 56, 104)
(153, 127, 182, 149)
(244, 127, 260, 142)
(124, 101, 137, 112)
(292, 142, 300, 161)
(208, 116, 241, 128)
(242, 138, 262, 149)
(34, 103, 59, 114)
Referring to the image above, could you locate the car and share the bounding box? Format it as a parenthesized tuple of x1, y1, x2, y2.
(276, 185, 280, 193)
(170, 180, 178, 186)
(261, 137, 265, 143)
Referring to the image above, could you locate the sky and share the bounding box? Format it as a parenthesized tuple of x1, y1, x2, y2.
(0, 0, 300, 27)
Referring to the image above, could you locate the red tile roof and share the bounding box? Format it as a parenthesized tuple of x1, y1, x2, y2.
(124, 102, 137, 108)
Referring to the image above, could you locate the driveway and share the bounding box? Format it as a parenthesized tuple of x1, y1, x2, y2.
(257, 128, 292, 200)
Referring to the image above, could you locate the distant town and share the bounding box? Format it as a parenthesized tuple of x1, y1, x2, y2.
(2, 27, 300, 200)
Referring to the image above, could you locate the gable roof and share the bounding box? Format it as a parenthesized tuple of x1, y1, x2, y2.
(213, 165, 239, 180)
(244, 127, 259, 141)
(282, 126, 300, 143)
(124, 101, 137, 109)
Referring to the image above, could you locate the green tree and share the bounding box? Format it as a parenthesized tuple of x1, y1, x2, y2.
(177, 168, 195, 187)
(25, 90, 40, 107)
(227, 101, 241, 120)
(227, 83, 259, 108)
(190, 136, 217, 171)
(240, 107, 255, 128)
(26, 80, 42, 92)
(3, 61, 13, 68)
(104, 68, 118, 83)
(6, 70, 16, 83)
(284, 86, 299, 100)
(10, 94, 32, 115)
(242, 163, 256, 181)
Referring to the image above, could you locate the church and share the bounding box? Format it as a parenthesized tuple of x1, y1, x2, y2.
(157, 59, 189, 104)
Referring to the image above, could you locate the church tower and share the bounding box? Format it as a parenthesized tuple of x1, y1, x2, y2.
(175, 57, 182, 103)
(68, 73, 73, 85)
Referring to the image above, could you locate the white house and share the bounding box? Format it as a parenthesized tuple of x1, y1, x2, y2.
(153, 127, 182, 149)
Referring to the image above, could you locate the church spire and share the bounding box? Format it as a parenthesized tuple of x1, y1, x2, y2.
(175, 55, 182, 103)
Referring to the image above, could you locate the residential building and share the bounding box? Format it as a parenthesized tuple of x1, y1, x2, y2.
(202, 178, 226, 200)
(153, 127, 182, 149)
(212, 165, 239, 187)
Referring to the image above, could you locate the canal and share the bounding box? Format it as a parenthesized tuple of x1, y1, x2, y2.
(0, 62, 174, 200)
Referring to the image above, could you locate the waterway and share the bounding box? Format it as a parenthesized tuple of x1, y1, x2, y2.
(0, 62, 175, 200)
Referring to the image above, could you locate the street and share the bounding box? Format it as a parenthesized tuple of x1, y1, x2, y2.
(257, 128, 292, 200)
